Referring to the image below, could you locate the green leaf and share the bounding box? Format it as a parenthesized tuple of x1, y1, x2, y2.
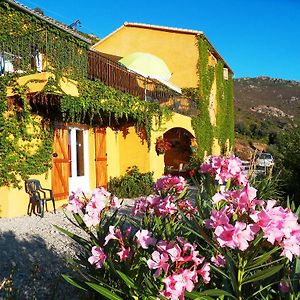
(242, 264, 284, 285)
(54, 225, 90, 250)
(61, 274, 87, 291)
(185, 289, 236, 299)
(73, 212, 88, 230)
(85, 282, 123, 300)
(210, 264, 230, 280)
(245, 247, 280, 270)
(116, 270, 138, 290)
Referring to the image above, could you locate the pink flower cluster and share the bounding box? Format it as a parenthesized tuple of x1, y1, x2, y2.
(132, 194, 195, 218)
(206, 208, 259, 251)
(211, 183, 262, 215)
(67, 188, 87, 213)
(154, 175, 186, 196)
(201, 156, 300, 260)
(66, 187, 120, 227)
(250, 200, 300, 261)
(104, 225, 132, 261)
(88, 246, 107, 269)
(147, 238, 210, 300)
(133, 175, 195, 218)
(200, 155, 248, 186)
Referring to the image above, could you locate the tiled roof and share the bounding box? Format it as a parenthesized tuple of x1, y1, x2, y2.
(4, 0, 92, 44)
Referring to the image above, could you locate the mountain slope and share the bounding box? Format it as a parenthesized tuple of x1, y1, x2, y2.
(234, 76, 300, 128)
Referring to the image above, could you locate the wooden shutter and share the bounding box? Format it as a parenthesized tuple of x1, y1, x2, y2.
(52, 127, 69, 200)
(94, 128, 108, 188)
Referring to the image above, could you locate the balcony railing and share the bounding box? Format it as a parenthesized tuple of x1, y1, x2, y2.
(88, 50, 178, 101)
(1, 31, 197, 116)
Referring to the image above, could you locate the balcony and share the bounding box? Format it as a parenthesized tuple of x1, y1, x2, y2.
(1, 30, 197, 116)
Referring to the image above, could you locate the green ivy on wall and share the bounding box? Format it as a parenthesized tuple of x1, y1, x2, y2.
(184, 36, 234, 158)
(215, 62, 235, 151)
(0, 1, 172, 188)
(0, 1, 89, 79)
(59, 79, 172, 146)
(0, 76, 54, 188)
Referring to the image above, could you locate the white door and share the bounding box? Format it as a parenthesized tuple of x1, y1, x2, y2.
(68, 127, 90, 194)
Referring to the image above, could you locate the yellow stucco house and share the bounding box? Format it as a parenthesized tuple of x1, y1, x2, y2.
(93, 22, 232, 88)
(0, 1, 198, 218)
(1, 1, 234, 218)
(93, 22, 235, 158)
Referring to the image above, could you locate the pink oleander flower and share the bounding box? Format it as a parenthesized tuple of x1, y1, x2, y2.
(83, 211, 101, 227)
(92, 187, 111, 205)
(232, 222, 259, 251)
(83, 189, 111, 227)
(88, 246, 107, 269)
(111, 196, 121, 208)
(156, 240, 181, 262)
(200, 155, 248, 187)
(67, 189, 86, 213)
(154, 175, 186, 196)
(162, 269, 196, 300)
(197, 262, 211, 284)
(147, 251, 170, 277)
(104, 225, 119, 245)
(205, 208, 230, 229)
(251, 201, 300, 260)
(132, 196, 148, 216)
(117, 246, 131, 261)
(135, 229, 157, 249)
(211, 253, 226, 267)
(156, 196, 178, 216)
(215, 222, 259, 251)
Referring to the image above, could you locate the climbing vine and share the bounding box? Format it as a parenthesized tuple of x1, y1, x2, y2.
(185, 36, 234, 158)
(0, 1, 89, 79)
(58, 79, 172, 146)
(0, 1, 172, 188)
(215, 61, 235, 151)
(187, 37, 215, 158)
(0, 76, 54, 188)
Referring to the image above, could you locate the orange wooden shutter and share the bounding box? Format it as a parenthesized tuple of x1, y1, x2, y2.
(52, 127, 69, 200)
(94, 128, 108, 188)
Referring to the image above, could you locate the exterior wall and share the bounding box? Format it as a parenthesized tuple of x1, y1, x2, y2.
(0, 173, 54, 218)
(118, 127, 150, 175)
(6, 72, 79, 97)
(0, 113, 193, 218)
(93, 26, 199, 88)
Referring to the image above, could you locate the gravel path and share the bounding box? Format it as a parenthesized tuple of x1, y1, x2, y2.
(0, 201, 135, 300)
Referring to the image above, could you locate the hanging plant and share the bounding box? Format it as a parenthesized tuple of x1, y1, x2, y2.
(155, 136, 171, 155)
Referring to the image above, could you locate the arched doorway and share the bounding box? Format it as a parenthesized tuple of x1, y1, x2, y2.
(163, 127, 195, 176)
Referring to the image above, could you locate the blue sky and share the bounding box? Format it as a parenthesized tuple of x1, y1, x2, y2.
(20, 0, 300, 81)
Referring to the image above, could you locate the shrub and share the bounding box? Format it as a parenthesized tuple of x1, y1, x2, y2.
(108, 166, 154, 198)
(58, 156, 300, 300)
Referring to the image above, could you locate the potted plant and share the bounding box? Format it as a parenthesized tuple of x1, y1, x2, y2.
(155, 136, 171, 155)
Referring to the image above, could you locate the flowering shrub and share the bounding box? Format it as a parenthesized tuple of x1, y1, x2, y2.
(155, 136, 172, 154)
(58, 155, 300, 300)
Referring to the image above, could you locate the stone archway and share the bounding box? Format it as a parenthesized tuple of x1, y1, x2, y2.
(163, 127, 195, 176)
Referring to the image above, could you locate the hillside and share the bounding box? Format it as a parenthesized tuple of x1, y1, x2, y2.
(233, 76, 300, 158)
(234, 76, 300, 128)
